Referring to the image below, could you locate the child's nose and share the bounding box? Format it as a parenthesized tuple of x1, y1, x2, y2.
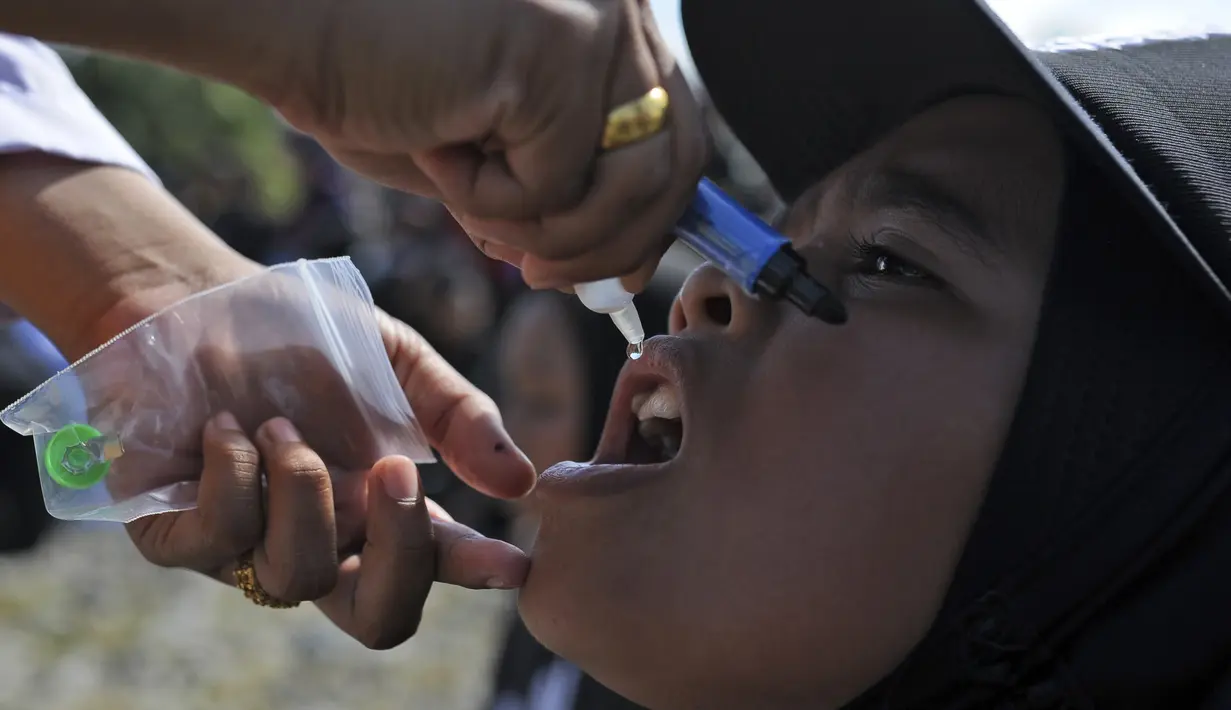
(670, 264, 762, 335)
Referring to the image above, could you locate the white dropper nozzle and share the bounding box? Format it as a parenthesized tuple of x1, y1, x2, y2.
(574, 278, 645, 348)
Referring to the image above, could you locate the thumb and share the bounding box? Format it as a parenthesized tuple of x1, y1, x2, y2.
(364, 457, 528, 592)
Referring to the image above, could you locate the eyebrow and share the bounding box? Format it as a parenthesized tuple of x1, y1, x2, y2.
(853, 168, 1002, 264)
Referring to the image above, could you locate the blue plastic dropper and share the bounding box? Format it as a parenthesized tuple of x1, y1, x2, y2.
(674, 178, 846, 324)
(575, 178, 846, 350)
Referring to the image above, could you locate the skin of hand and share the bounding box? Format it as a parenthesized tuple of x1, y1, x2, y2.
(0, 0, 710, 292)
(0, 152, 536, 648)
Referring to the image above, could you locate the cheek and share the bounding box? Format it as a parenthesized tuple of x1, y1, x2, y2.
(673, 325, 1030, 700)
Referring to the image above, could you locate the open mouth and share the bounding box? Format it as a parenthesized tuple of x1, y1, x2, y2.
(537, 337, 689, 500)
(621, 383, 685, 464)
(591, 343, 689, 469)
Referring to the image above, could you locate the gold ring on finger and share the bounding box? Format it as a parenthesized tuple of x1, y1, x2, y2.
(233, 550, 299, 609)
(601, 86, 670, 151)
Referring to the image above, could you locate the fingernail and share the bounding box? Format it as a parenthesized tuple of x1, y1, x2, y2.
(485, 577, 518, 590)
(379, 456, 419, 502)
(213, 411, 241, 431)
(261, 418, 301, 443)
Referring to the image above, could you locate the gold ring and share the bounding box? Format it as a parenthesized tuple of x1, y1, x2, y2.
(602, 86, 670, 151)
(233, 551, 299, 609)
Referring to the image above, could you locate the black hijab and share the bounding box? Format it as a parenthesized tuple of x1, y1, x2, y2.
(843, 144, 1231, 710)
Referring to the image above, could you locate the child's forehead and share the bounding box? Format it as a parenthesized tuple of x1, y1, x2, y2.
(782, 98, 1066, 253)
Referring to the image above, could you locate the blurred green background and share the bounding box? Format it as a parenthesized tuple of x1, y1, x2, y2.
(60, 50, 301, 220)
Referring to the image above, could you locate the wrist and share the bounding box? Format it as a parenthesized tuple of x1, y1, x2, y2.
(83, 251, 262, 360)
(0, 153, 260, 361)
(0, 0, 333, 105)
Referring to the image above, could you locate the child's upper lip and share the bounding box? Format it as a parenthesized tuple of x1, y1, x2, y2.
(592, 335, 690, 466)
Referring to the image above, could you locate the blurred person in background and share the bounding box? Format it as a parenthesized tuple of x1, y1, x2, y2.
(194, 158, 280, 264)
(375, 195, 500, 374)
(487, 285, 676, 710)
(260, 133, 356, 264)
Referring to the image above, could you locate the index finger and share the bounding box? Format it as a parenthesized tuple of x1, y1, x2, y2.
(377, 310, 536, 499)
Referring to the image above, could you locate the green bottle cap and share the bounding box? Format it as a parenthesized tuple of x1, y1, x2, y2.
(45, 423, 112, 490)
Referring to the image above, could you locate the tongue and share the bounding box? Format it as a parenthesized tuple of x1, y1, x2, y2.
(637, 417, 683, 461)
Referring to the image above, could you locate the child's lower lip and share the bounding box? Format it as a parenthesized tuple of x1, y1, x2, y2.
(534, 459, 674, 501)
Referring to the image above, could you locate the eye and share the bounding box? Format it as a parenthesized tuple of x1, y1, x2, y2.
(849, 239, 942, 287)
(864, 251, 931, 281)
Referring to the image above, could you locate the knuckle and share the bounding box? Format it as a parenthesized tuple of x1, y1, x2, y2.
(270, 445, 329, 484)
(214, 438, 261, 474)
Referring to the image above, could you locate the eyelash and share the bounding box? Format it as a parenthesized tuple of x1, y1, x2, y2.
(847, 233, 943, 288)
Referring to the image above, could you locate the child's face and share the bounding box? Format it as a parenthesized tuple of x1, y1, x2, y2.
(520, 96, 1066, 709)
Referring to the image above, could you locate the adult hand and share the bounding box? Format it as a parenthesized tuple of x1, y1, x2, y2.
(281, 0, 709, 292)
(0, 152, 534, 650)
(1, 0, 710, 292)
(125, 311, 535, 649)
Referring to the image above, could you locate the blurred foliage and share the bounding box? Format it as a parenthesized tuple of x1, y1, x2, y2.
(59, 49, 302, 219)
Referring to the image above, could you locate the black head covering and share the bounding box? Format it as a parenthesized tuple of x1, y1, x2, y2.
(680, 2, 1231, 706)
(847, 144, 1231, 710)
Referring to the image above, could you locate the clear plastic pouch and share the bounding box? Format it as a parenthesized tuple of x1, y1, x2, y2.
(0, 258, 435, 523)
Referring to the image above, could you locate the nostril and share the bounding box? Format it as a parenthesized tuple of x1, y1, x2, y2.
(704, 296, 733, 326)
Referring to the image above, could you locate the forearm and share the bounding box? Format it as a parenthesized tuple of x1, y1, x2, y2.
(0, 152, 259, 360)
(0, 0, 329, 104)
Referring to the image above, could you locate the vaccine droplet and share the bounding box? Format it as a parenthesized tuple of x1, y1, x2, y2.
(627, 341, 644, 360)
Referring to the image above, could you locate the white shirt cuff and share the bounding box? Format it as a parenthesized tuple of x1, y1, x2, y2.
(0, 33, 159, 185)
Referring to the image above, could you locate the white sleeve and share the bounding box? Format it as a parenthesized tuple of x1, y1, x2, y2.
(0, 33, 159, 184)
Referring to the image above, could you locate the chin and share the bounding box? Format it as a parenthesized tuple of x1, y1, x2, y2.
(516, 497, 684, 709)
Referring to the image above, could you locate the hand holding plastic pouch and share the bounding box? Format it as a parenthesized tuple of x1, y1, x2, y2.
(1, 258, 435, 523)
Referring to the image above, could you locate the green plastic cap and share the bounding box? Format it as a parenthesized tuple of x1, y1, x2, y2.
(45, 423, 111, 490)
